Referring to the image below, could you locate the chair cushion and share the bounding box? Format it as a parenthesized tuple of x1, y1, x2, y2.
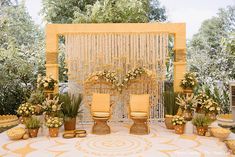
(91, 93, 110, 112)
(93, 112, 110, 118)
(130, 112, 148, 117)
(130, 94, 150, 113)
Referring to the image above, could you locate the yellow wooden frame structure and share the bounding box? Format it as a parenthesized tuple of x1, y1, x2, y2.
(45, 23, 186, 92)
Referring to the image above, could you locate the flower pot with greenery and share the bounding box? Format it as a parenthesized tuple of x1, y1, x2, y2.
(201, 98, 220, 121)
(59, 94, 82, 131)
(180, 72, 197, 93)
(176, 94, 198, 121)
(45, 117, 63, 137)
(28, 89, 46, 115)
(172, 116, 186, 134)
(25, 117, 41, 138)
(192, 115, 211, 136)
(17, 102, 35, 124)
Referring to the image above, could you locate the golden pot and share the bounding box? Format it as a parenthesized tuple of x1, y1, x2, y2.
(64, 118, 76, 131)
(174, 125, 185, 134)
(183, 110, 193, 121)
(196, 126, 207, 136)
(49, 128, 59, 137)
(28, 128, 39, 138)
(165, 116, 174, 130)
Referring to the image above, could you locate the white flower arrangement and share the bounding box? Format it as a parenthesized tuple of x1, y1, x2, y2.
(17, 102, 35, 117)
(171, 116, 186, 126)
(180, 72, 197, 90)
(41, 97, 62, 116)
(122, 67, 156, 86)
(201, 98, 220, 114)
(37, 74, 58, 90)
(45, 117, 63, 128)
(176, 94, 198, 111)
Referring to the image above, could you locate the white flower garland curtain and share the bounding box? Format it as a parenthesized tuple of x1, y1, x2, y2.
(65, 33, 169, 122)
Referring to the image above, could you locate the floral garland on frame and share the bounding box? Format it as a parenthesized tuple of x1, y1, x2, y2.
(85, 67, 156, 92)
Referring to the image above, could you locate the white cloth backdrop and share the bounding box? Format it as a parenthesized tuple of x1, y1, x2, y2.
(65, 33, 169, 122)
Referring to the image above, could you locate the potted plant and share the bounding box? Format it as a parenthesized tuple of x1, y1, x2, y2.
(180, 72, 197, 93)
(41, 97, 62, 118)
(192, 114, 211, 136)
(195, 92, 209, 113)
(28, 89, 46, 115)
(17, 102, 35, 123)
(45, 117, 63, 137)
(59, 93, 82, 131)
(201, 98, 220, 121)
(25, 117, 41, 138)
(176, 94, 198, 121)
(171, 116, 186, 134)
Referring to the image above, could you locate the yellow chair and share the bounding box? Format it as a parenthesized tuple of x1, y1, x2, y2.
(91, 93, 111, 135)
(129, 94, 150, 135)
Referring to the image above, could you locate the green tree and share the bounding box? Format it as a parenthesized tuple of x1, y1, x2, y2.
(0, 3, 44, 114)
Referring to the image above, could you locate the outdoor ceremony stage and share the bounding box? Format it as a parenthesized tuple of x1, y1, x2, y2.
(0, 122, 230, 157)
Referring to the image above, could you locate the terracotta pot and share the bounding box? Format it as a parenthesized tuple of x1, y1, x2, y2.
(49, 128, 59, 137)
(165, 116, 174, 130)
(196, 126, 207, 136)
(183, 110, 193, 121)
(28, 128, 39, 138)
(206, 112, 217, 121)
(174, 125, 185, 134)
(64, 118, 76, 131)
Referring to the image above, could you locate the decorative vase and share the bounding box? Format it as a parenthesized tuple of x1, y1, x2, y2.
(174, 125, 185, 134)
(196, 126, 207, 136)
(49, 127, 59, 137)
(183, 89, 193, 94)
(28, 128, 39, 138)
(183, 110, 193, 121)
(206, 112, 217, 121)
(165, 116, 174, 130)
(64, 118, 76, 131)
(43, 90, 54, 99)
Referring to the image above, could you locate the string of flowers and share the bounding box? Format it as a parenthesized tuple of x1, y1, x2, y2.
(180, 72, 197, 90)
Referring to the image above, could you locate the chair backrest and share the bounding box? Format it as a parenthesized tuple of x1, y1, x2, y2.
(91, 93, 110, 112)
(130, 94, 150, 113)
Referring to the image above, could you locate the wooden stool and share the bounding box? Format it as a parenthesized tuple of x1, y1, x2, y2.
(92, 118, 110, 135)
(130, 117, 149, 135)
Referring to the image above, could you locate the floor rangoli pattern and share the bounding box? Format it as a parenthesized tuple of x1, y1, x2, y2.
(0, 123, 231, 157)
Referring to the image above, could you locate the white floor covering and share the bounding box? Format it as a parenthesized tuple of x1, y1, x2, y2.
(0, 122, 233, 157)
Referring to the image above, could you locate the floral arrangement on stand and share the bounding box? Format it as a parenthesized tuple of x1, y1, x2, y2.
(176, 94, 198, 121)
(41, 97, 62, 118)
(37, 74, 58, 91)
(171, 116, 186, 134)
(28, 90, 46, 115)
(25, 117, 41, 138)
(17, 102, 35, 123)
(196, 92, 210, 113)
(45, 117, 63, 137)
(201, 98, 220, 121)
(180, 72, 197, 92)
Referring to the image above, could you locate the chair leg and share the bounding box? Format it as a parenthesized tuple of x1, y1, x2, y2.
(92, 118, 110, 135)
(130, 118, 149, 135)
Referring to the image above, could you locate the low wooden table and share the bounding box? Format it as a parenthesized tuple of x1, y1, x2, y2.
(130, 117, 149, 135)
(92, 117, 110, 135)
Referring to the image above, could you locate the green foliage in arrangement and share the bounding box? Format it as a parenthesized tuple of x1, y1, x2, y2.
(59, 94, 83, 121)
(25, 117, 41, 129)
(28, 90, 45, 105)
(163, 84, 179, 116)
(180, 72, 197, 90)
(192, 115, 211, 127)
